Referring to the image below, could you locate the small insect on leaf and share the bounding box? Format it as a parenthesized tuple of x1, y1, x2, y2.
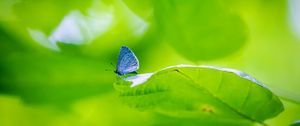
(115, 46, 139, 76)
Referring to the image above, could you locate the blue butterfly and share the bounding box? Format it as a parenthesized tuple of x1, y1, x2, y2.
(115, 46, 139, 76)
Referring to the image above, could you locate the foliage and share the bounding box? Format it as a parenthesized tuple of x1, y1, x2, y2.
(115, 65, 283, 125)
(0, 0, 300, 126)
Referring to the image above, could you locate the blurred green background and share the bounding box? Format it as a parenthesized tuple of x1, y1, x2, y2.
(0, 0, 300, 125)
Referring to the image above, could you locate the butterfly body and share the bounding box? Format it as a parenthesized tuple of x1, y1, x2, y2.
(115, 46, 139, 76)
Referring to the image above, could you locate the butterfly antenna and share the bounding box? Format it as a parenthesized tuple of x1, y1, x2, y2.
(110, 62, 114, 67)
(104, 62, 116, 72)
(110, 62, 116, 69)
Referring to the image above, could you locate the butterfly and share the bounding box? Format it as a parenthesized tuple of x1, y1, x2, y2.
(114, 46, 139, 76)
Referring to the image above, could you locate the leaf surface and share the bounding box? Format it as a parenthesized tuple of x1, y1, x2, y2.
(153, 0, 247, 60)
(114, 65, 284, 125)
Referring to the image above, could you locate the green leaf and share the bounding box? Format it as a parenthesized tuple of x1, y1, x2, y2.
(153, 0, 247, 61)
(114, 65, 284, 125)
(291, 120, 300, 126)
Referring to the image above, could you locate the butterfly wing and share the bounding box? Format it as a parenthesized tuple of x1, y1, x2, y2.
(116, 46, 139, 75)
